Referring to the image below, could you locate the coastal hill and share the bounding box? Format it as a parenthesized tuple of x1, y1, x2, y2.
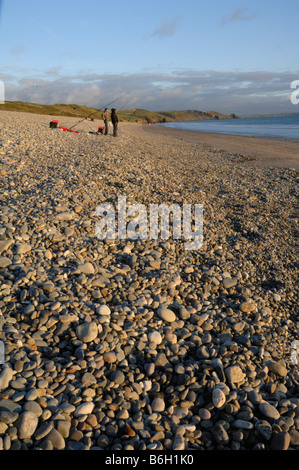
(118, 108, 238, 123)
(0, 101, 238, 123)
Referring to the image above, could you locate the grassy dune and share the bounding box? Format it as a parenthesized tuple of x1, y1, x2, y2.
(0, 101, 238, 123)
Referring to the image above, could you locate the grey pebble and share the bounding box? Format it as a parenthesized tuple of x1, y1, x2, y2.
(212, 424, 230, 445)
(17, 412, 39, 439)
(43, 429, 65, 450)
(259, 402, 280, 421)
(232, 419, 254, 430)
(270, 431, 290, 450)
(76, 322, 98, 343)
(0, 410, 19, 424)
(34, 422, 54, 440)
(172, 434, 185, 450)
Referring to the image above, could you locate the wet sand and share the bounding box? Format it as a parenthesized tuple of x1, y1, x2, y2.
(147, 124, 299, 170)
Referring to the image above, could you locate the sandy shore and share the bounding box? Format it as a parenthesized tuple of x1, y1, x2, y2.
(147, 124, 299, 170)
(0, 110, 298, 451)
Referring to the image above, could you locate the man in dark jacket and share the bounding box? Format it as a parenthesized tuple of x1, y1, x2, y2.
(111, 108, 118, 137)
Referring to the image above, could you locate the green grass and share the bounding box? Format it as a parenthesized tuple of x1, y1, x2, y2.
(0, 101, 238, 123)
(0, 101, 101, 118)
(118, 108, 238, 123)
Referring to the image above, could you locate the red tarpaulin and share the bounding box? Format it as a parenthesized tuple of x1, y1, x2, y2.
(59, 127, 79, 134)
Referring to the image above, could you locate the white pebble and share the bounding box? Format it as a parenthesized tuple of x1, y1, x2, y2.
(212, 387, 226, 408)
(157, 307, 176, 322)
(97, 304, 111, 316)
(148, 331, 163, 344)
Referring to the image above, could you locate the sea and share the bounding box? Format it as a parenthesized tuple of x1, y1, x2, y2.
(159, 114, 299, 141)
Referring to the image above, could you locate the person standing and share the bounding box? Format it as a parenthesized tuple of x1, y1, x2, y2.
(111, 108, 119, 137)
(102, 108, 109, 135)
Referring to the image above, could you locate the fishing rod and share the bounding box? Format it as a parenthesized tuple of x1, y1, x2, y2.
(68, 93, 130, 130)
(115, 95, 133, 111)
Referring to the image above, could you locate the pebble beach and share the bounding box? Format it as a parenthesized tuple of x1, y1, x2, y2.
(0, 110, 298, 451)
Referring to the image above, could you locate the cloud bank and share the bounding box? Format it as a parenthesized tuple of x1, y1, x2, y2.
(1, 68, 298, 115)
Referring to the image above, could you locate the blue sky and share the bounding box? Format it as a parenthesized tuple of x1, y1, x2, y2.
(0, 0, 299, 114)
